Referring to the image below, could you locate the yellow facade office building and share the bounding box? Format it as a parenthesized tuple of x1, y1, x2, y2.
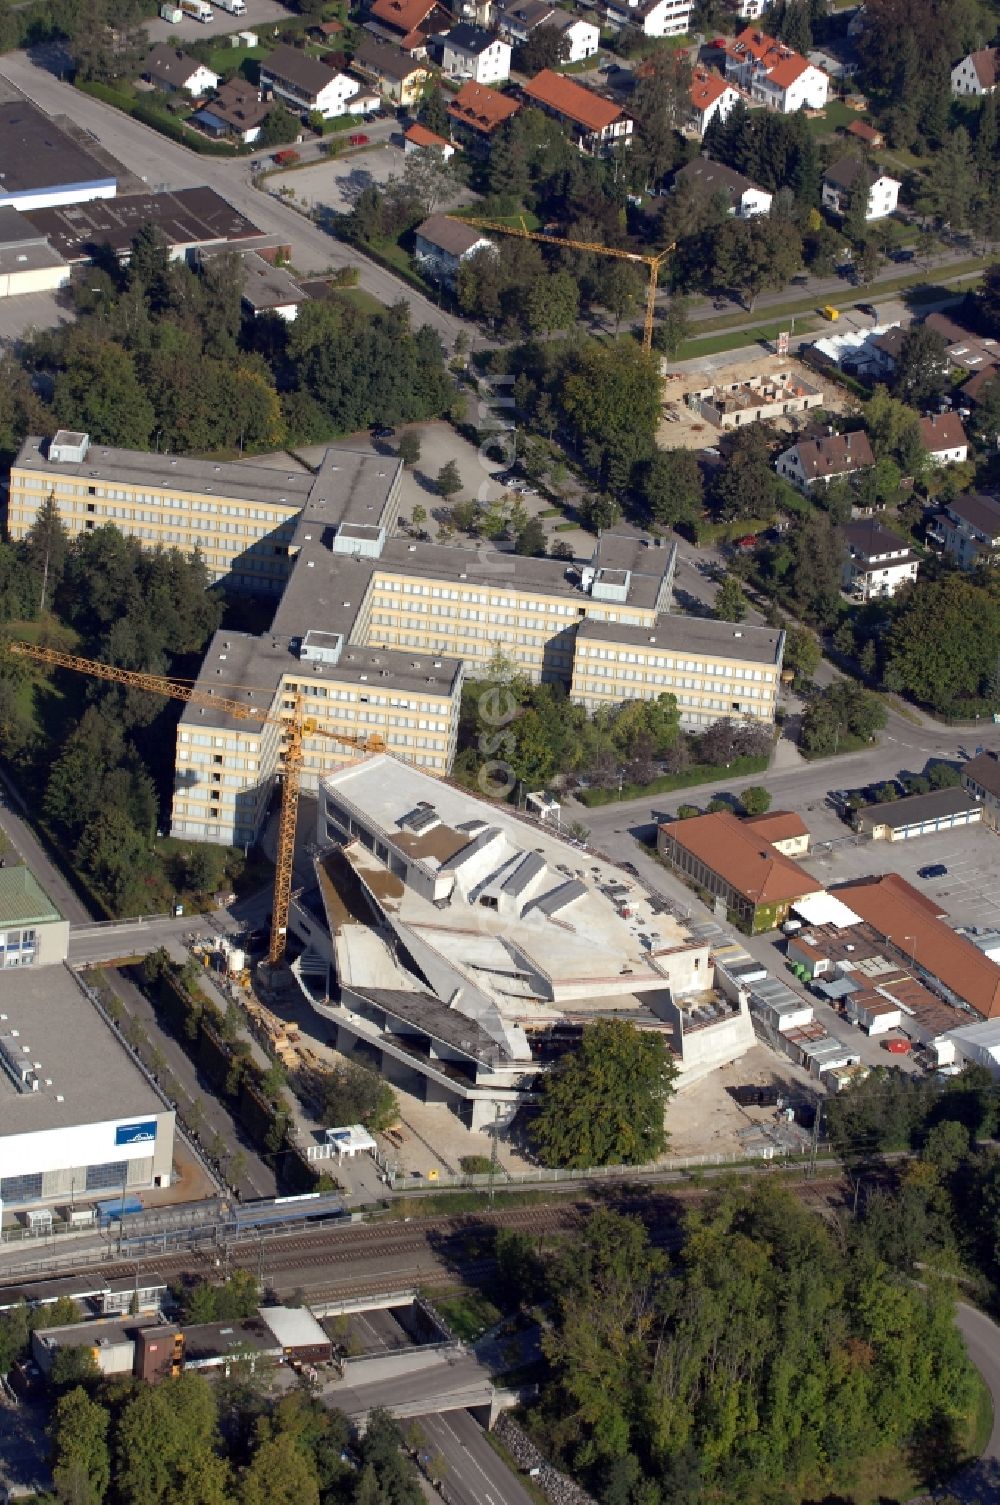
(7, 433, 784, 848)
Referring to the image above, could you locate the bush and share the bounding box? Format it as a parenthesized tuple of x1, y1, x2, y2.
(459, 1155, 493, 1175)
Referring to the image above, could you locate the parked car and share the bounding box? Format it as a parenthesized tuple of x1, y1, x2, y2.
(856, 302, 877, 317)
(348, 133, 369, 146)
(273, 149, 300, 166)
(918, 862, 948, 879)
(371, 425, 395, 439)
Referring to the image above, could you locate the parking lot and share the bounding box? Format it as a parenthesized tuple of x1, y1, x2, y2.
(144, 0, 293, 45)
(800, 820, 1000, 935)
(273, 144, 476, 217)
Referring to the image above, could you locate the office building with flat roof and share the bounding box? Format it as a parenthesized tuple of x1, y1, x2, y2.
(0, 878, 175, 1214)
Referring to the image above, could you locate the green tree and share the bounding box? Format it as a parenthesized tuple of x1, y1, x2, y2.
(514, 515, 547, 557)
(397, 431, 421, 468)
(52, 1386, 110, 1505)
(50, 1345, 100, 1389)
(555, 338, 661, 487)
(783, 624, 821, 681)
(530, 1018, 678, 1168)
(514, 23, 570, 73)
(885, 575, 1000, 710)
(710, 216, 803, 310)
(259, 105, 301, 149)
(23, 489, 70, 614)
(317, 1062, 398, 1132)
(799, 678, 887, 755)
(52, 334, 154, 449)
(715, 573, 748, 623)
(417, 78, 449, 136)
(711, 423, 778, 523)
(653, 296, 691, 359)
(242, 1431, 320, 1505)
(435, 460, 462, 500)
(600, 262, 644, 335)
(114, 1373, 230, 1505)
(637, 447, 703, 530)
(740, 785, 772, 815)
(893, 324, 950, 407)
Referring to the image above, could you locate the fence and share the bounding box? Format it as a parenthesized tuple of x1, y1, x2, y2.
(387, 1144, 800, 1192)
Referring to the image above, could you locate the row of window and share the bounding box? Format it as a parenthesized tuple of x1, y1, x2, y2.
(0, 1159, 133, 1205)
(15, 484, 294, 522)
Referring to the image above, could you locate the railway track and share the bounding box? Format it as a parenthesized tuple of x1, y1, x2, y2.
(0, 1178, 851, 1302)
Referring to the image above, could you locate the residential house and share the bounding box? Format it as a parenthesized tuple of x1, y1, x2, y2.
(963, 751, 1000, 832)
(821, 155, 900, 220)
(542, 10, 600, 63)
(868, 325, 907, 374)
(495, 0, 554, 43)
(673, 155, 772, 216)
(741, 810, 811, 857)
(920, 412, 969, 466)
(845, 118, 884, 149)
(930, 492, 1000, 569)
(605, 0, 692, 38)
(434, 24, 511, 83)
(842, 517, 919, 599)
(776, 430, 875, 489)
(961, 368, 1000, 435)
(950, 46, 999, 96)
(724, 27, 829, 112)
(350, 36, 431, 104)
(737, 0, 767, 18)
(657, 810, 822, 934)
(369, 0, 451, 49)
(193, 80, 269, 143)
(413, 213, 494, 282)
(260, 45, 359, 118)
(522, 69, 633, 153)
(404, 122, 457, 158)
(144, 45, 219, 97)
(689, 66, 742, 137)
(447, 78, 521, 147)
(924, 311, 999, 376)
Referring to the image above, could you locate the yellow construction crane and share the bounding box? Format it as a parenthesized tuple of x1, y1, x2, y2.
(451, 216, 675, 352)
(7, 640, 383, 967)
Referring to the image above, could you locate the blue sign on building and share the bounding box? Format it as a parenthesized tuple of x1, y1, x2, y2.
(115, 1120, 158, 1147)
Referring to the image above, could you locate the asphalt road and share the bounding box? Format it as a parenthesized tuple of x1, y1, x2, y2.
(419, 1411, 537, 1505)
(0, 771, 91, 922)
(0, 50, 467, 345)
(955, 1302, 1000, 1503)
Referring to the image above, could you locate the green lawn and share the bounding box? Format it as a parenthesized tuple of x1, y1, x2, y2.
(432, 1289, 502, 1342)
(805, 99, 865, 138)
(201, 43, 268, 77)
(330, 286, 385, 315)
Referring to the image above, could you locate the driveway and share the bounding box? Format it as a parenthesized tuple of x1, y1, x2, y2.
(953, 1302, 1000, 1504)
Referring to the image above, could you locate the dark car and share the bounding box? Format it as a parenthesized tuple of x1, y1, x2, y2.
(371, 425, 395, 440)
(891, 248, 915, 263)
(856, 302, 878, 317)
(918, 863, 948, 879)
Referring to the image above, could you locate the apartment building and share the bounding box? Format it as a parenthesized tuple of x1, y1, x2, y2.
(7, 433, 403, 592)
(170, 631, 462, 847)
(571, 616, 784, 728)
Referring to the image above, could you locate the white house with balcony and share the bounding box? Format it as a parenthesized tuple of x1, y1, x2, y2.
(724, 27, 829, 112)
(842, 519, 919, 600)
(260, 44, 361, 118)
(605, 0, 691, 38)
(436, 23, 511, 82)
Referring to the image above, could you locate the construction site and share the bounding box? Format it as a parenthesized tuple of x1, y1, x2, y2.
(659, 351, 847, 448)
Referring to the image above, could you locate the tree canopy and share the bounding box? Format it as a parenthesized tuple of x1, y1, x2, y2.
(530, 1019, 678, 1168)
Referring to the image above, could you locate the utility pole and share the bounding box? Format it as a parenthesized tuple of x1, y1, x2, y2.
(487, 1103, 502, 1206)
(808, 1095, 823, 1179)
